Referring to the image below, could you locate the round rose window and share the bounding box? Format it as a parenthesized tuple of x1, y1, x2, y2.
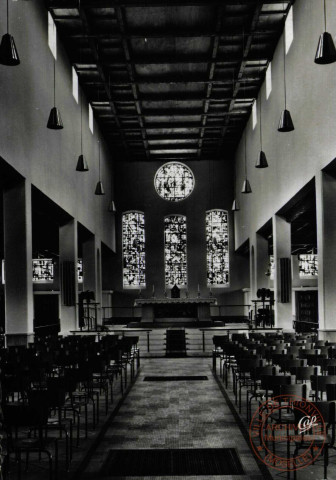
(154, 162, 195, 202)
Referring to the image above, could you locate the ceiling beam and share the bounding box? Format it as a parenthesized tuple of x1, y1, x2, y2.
(48, 0, 293, 8)
(76, 5, 131, 158)
(114, 4, 150, 159)
(55, 28, 282, 40)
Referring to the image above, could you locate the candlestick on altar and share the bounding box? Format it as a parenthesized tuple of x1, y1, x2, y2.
(139, 289, 142, 298)
(197, 283, 200, 298)
(152, 284, 155, 297)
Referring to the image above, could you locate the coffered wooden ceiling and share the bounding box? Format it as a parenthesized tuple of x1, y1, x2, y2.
(46, 0, 295, 162)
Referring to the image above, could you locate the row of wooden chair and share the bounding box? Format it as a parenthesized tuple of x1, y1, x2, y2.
(213, 332, 336, 479)
(0, 333, 140, 479)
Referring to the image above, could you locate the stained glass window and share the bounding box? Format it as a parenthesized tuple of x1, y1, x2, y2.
(206, 210, 229, 286)
(77, 259, 83, 283)
(32, 259, 54, 282)
(122, 211, 146, 288)
(299, 254, 318, 277)
(164, 215, 187, 287)
(270, 255, 275, 280)
(154, 162, 194, 202)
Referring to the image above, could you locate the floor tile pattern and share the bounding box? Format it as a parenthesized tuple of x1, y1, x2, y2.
(83, 358, 264, 479)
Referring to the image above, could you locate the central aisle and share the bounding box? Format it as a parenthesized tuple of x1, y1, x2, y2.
(81, 358, 265, 479)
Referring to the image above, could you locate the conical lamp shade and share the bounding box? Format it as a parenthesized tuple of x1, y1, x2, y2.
(231, 199, 240, 211)
(76, 154, 89, 172)
(278, 109, 294, 132)
(47, 107, 63, 129)
(256, 150, 268, 168)
(95, 180, 105, 195)
(0, 33, 20, 66)
(241, 178, 252, 194)
(315, 32, 336, 64)
(108, 200, 116, 213)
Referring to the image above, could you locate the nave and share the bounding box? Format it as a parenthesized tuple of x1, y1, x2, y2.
(79, 357, 264, 480)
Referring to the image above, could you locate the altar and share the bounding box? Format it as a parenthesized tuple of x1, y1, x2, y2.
(134, 297, 217, 323)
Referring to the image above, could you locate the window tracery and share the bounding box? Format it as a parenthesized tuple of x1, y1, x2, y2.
(206, 210, 229, 286)
(164, 215, 187, 286)
(122, 211, 146, 287)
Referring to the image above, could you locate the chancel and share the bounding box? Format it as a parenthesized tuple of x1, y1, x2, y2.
(0, 1, 335, 479)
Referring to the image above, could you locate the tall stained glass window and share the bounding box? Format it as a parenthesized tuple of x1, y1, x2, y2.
(122, 211, 146, 288)
(206, 210, 229, 286)
(164, 215, 187, 287)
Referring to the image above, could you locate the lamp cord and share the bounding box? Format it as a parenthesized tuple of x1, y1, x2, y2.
(242, 28, 247, 179)
(283, 9, 287, 109)
(258, 26, 263, 150)
(80, 90, 83, 153)
(244, 128, 247, 178)
(324, 0, 327, 31)
(7, 0, 9, 33)
(54, 60, 56, 107)
(259, 94, 262, 149)
(98, 140, 101, 180)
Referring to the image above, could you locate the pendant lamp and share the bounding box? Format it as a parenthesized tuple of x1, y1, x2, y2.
(95, 141, 105, 195)
(278, 17, 294, 132)
(232, 199, 240, 212)
(241, 130, 252, 194)
(108, 200, 116, 213)
(76, 91, 89, 171)
(0, 0, 20, 66)
(256, 36, 268, 168)
(47, 61, 63, 129)
(315, 0, 336, 64)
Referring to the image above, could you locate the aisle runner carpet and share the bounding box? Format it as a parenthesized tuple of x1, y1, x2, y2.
(143, 375, 208, 381)
(101, 448, 245, 476)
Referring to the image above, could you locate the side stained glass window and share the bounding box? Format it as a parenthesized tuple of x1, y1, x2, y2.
(299, 254, 318, 277)
(122, 211, 146, 288)
(164, 215, 187, 287)
(206, 210, 229, 286)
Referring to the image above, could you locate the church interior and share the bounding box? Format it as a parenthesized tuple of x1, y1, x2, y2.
(1, 0, 336, 478)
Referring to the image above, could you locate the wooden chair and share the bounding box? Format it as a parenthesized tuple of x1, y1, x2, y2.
(293, 401, 335, 480)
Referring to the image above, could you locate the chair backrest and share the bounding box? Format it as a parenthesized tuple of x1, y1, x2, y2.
(231, 333, 247, 343)
(250, 365, 277, 380)
(327, 365, 336, 375)
(260, 374, 295, 391)
(286, 346, 303, 356)
(213, 335, 229, 348)
(284, 359, 307, 370)
(3, 392, 49, 429)
(293, 401, 335, 439)
(237, 358, 266, 373)
(289, 366, 319, 381)
(311, 375, 336, 395)
(272, 383, 307, 399)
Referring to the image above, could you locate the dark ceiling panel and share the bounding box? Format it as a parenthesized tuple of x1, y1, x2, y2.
(47, 0, 295, 161)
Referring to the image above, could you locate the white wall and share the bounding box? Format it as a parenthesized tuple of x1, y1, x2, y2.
(0, 0, 115, 249)
(234, 0, 336, 249)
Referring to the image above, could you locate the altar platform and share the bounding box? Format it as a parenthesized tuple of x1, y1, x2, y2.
(134, 297, 217, 324)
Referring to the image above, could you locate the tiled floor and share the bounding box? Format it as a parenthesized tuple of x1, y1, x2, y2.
(81, 358, 265, 480)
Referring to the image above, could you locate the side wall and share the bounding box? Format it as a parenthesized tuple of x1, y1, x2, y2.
(0, 0, 115, 248)
(234, 0, 336, 247)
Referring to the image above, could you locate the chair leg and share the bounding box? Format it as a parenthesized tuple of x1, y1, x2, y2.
(324, 445, 329, 480)
(18, 451, 22, 480)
